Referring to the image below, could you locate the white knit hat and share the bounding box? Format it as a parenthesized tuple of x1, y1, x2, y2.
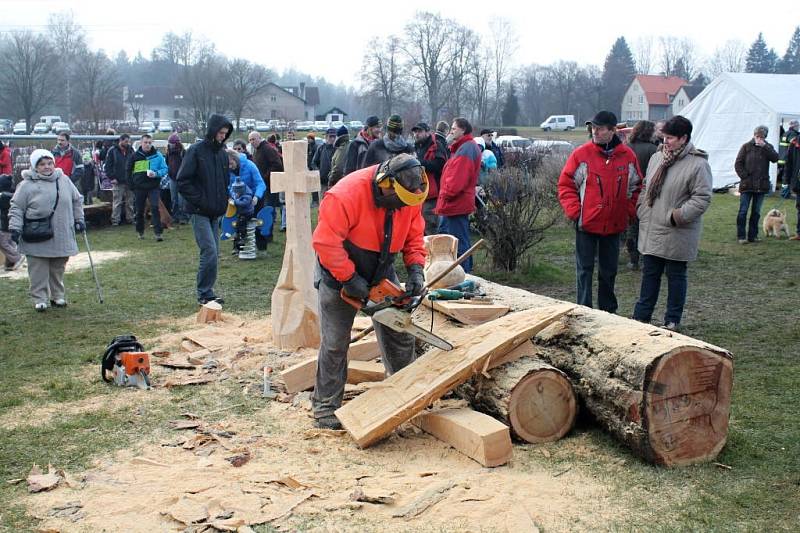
(30, 149, 55, 169)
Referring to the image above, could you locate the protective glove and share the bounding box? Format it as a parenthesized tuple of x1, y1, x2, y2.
(342, 273, 370, 301)
(10, 230, 20, 244)
(781, 184, 791, 199)
(406, 264, 425, 296)
(74, 221, 85, 232)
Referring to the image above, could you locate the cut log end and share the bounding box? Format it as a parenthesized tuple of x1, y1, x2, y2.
(196, 301, 222, 323)
(509, 370, 577, 444)
(643, 348, 733, 466)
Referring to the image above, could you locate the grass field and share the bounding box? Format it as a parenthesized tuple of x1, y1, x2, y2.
(0, 193, 799, 531)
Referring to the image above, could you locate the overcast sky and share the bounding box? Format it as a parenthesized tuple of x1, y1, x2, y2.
(2, 0, 797, 86)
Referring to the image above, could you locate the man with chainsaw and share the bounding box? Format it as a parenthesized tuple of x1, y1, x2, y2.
(312, 153, 428, 430)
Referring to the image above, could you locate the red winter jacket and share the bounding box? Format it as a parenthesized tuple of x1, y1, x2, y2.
(313, 164, 426, 284)
(0, 145, 11, 175)
(558, 139, 642, 236)
(435, 134, 481, 216)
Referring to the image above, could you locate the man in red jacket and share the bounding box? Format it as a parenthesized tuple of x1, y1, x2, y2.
(558, 111, 642, 313)
(435, 117, 481, 272)
(311, 153, 428, 430)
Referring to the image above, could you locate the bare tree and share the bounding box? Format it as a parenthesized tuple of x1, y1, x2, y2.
(178, 40, 226, 133)
(547, 61, 581, 112)
(658, 36, 699, 79)
(632, 36, 654, 74)
(153, 31, 196, 66)
(468, 46, 493, 125)
(225, 59, 272, 131)
(47, 10, 88, 122)
(0, 32, 60, 132)
(488, 17, 519, 123)
(445, 25, 477, 119)
(74, 50, 122, 132)
(707, 39, 747, 77)
(518, 64, 546, 125)
(361, 36, 405, 119)
(402, 11, 453, 123)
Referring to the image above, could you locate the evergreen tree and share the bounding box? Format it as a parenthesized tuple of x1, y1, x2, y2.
(501, 83, 519, 126)
(745, 33, 777, 73)
(779, 26, 800, 73)
(600, 37, 636, 118)
(691, 73, 709, 88)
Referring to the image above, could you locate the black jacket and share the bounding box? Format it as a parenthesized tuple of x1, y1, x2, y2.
(344, 131, 371, 175)
(103, 143, 134, 185)
(0, 175, 13, 232)
(312, 142, 336, 186)
(177, 114, 233, 217)
(363, 136, 413, 167)
(628, 140, 659, 176)
(735, 140, 778, 193)
(414, 134, 448, 192)
(487, 141, 505, 168)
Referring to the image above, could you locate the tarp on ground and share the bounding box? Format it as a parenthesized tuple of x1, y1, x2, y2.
(680, 73, 800, 190)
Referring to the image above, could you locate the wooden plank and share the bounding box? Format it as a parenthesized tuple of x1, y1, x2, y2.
(280, 338, 381, 393)
(412, 408, 512, 467)
(421, 298, 510, 325)
(347, 361, 385, 384)
(335, 304, 573, 448)
(485, 339, 536, 371)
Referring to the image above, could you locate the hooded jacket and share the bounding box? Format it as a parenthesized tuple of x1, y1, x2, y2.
(8, 168, 84, 257)
(558, 136, 641, 236)
(734, 139, 778, 193)
(327, 134, 350, 187)
(313, 164, 426, 288)
(129, 146, 168, 190)
(312, 141, 336, 186)
(435, 134, 481, 217)
(636, 143, 712, 262)
(344, 129, 375, 175)
(177, 114, 233, 217)
(229, 153, 266, 201)
(104, 142, 134, 185)
(363, 134, 413, 167)
(414, 133, 448, 200)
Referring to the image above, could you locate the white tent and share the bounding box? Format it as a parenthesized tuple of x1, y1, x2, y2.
(680, 73, 800, 190)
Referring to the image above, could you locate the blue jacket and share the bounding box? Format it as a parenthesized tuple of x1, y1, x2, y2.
(230, 153, 266, 201)
(129, 147, 168, 190)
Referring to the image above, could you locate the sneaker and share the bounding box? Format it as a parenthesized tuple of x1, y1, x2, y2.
(198, 296, 225, 306)
(155, 234, 164, 242)
(663, 322, 680, 332)
(50, 298, 67, 308)
(137, 233, 144, 240)
(315, 415, 342, 430)
(737, 239, 748, 244)
(34, 302, 47, 312)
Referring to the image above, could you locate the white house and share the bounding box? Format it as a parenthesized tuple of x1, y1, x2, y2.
(621, 75, 690, 122)
(122, 86, 190, 124)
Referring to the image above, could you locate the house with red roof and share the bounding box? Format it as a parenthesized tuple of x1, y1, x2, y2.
(621, 75, 694, 122)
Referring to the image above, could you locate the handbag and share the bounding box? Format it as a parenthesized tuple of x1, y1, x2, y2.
(22, 178, 60, 243)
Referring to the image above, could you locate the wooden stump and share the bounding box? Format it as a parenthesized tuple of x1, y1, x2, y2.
(476, 278, 734, 466)
(459, 356, 577, 443)
(424, 234, 465, 289)
(196, 301, 222, 324)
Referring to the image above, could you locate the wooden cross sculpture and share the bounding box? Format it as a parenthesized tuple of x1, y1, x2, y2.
(270, 141, 321, 350)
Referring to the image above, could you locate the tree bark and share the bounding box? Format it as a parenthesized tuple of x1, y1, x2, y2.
(458, 356, 577, 443)
(476, 278, 734, 466)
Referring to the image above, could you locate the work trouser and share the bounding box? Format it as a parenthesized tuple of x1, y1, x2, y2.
(191, 215, 220, 301)
(134, 188, 162, 236)
(111, 182, 135, 224)
(422, 198, 438, 236)
(26, 256, 69, 305)
(312, 281, 416, 419)
(438, 214, 472, 272)
(574, 229, 621, 313)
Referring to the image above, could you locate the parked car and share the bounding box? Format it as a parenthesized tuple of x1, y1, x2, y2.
(40, 115, 62, 128)
(0, 119, 14, 134)
(245, 119, 256, 130)
(540, 114, 576, 132)
(158, 120, 173, 133)
(295, 121, 313, 131)
(330, 121, 345, 130)
(495, 135, 533, 153)
(255, 121, 269, 132)
(313, 121, 330, 132)
(33, 122, 51, 134)
(13, 121, 27, 135)
(138, 121, 156, 133)
(349, 120, 364, 130)
(52, 122, 71, 134)
(266, 119, 281, 130)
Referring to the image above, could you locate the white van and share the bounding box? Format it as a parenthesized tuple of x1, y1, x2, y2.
(40, 115, 62, 127)
(540, 115, 575, 132)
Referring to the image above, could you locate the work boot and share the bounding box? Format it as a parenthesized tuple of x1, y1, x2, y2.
(315, 415, 342, 430)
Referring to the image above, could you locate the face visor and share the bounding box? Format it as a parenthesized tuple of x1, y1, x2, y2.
(375, 157, 428, 206)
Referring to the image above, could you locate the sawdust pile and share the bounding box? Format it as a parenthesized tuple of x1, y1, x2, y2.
(0, 251, 128, 281)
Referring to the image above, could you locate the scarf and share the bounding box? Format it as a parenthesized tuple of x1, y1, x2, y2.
(647, 143, 686, 207)
(360, 129, 376, 144)
(383, 133, 409, 153)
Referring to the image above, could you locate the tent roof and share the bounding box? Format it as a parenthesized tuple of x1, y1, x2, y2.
(722, 73, 800, 115)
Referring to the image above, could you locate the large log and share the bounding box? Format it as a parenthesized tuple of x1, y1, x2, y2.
(459, 356, 577, 444)
(475, 277, 734, 466)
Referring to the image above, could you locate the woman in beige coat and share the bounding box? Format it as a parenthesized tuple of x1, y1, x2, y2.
(9, 149, 85, 311)
(633, 116, 712, 331)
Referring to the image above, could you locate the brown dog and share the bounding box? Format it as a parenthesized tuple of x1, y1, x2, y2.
(763, 209, 790, 238)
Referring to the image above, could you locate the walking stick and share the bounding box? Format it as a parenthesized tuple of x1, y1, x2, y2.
(82, 228, 104, 303)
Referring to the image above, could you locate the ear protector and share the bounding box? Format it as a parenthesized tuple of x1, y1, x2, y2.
(375, 156, 428, 207)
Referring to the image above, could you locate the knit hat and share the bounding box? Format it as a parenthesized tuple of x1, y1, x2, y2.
(365, 115, 381, 128)
(336, 125, 349, 137)
(30, 149, 55, 169)
(411, 122, 430, 132)
(168, 133, 181, 144)
(436, 121, 449, 135)
(307, 132, 315, 139)
(325, 127, 337, 136)
(387, 115, 403, 134)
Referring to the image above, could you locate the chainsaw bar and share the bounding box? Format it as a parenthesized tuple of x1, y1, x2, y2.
(371, 307, 453, 351)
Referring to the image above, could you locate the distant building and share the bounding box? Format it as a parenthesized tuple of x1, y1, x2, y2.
(317, 107, 348, 122)
(621, 75, 700, 122)
(122, 86, 189, 124)
(250, 82, 319, 122)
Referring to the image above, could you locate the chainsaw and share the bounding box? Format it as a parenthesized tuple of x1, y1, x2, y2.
(341, 279, 453, 351)
(100, 335, 152, 390)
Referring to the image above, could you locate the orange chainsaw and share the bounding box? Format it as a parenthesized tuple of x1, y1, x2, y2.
(341, 279, 453, 351)
(100, 335, 152, 390)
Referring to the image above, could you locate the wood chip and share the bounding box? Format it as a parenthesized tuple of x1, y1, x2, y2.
(169, 420, 203, 430)
(162, 375, 216, 388)
(349, 487, 395, 505)
(225, 451, 251, 468)
(392, 481, 456, 519)
(163, 496, 208, 525)
(27, 464, 61, 493)
(131, 457, 171, 468)
(714, 462, 732, 470)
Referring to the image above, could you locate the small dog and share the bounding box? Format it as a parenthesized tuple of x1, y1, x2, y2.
(763, 209, 790, 238)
